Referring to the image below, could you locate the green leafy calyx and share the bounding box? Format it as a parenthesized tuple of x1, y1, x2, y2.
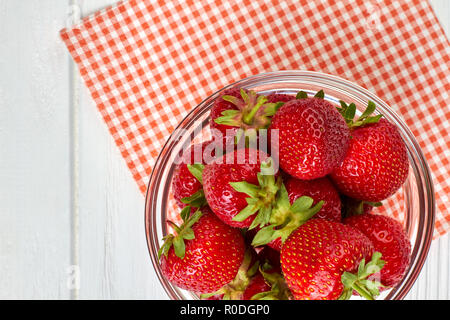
(214, 89, 282, 130)
(181, 189, 207, 208)
(342, 199, 383, 218)
(157, 206, 203, 260)
(337, 100, 383, 129)
(230, 158, 282, 229)
(186, 163, 204, 184)
(339, 251, 386, 300)
(296, 89, 324, 100)
(180, 164, 207, 208)
(296, 90, 308, 99)
(251, 184, 323, 247)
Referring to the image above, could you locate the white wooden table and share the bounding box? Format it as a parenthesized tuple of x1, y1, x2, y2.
(0, 0, 448, 300)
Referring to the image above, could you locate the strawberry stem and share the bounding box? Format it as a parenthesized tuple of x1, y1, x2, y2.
(242, 95, 268, 125)
(166, 220, 181, 234)
(337, 100, 383, 129)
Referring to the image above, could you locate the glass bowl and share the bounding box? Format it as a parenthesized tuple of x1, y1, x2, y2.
(145, 70, 435, 300)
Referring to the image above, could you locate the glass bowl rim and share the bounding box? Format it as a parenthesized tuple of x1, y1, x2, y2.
(144, 70, 436, 300)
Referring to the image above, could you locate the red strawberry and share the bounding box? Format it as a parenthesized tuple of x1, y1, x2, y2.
(242, 272, 272, 300)
(281, 219, 384, 300)
(330, 101, 409, 202)
(202, 148, 281, 228)
(343, 213, 411, 287)
(269, 90, 350, 180)
(171, 140, 218, 209)
(285, 176, 341, 222)
(266, 92, 296, 103)
(159, 206, 245, 293)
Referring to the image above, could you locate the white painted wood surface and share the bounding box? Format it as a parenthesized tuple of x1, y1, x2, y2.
(0, 0, 448, 300)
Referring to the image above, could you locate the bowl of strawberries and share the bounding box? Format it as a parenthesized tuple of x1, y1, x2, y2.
(145, 70, 435, 300)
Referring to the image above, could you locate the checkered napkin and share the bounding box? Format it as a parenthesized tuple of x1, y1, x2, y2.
(60, 0, 450, 238)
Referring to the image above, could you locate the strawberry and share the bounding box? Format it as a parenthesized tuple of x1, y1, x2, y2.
(171, 140, 218, 209)
(200, 248, 259, 300)
(210, 88, 282, 137)
(210, 87, 245, 138)
(285, 176, 341, 222)
(202, 148, 281, 228)
(281, 219, 385, 300)
(210, 87, 244, 149)
(330, 101, 409, 202)
(269, 90, 350, 180)
(242, 272, 272, 300)
(243, 249, 292, 300)
(343, 213, 411, 287)
(253, 175, 341, 252)
(159, 206, 245, 293)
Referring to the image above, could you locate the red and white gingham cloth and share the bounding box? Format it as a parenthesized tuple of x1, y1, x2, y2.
(60, 0, 450, 238)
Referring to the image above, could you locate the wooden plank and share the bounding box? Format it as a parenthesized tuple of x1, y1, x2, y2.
(0, 1, 72, 299)
(73, 0, 449, 300)
(74, 0, 167, 300)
